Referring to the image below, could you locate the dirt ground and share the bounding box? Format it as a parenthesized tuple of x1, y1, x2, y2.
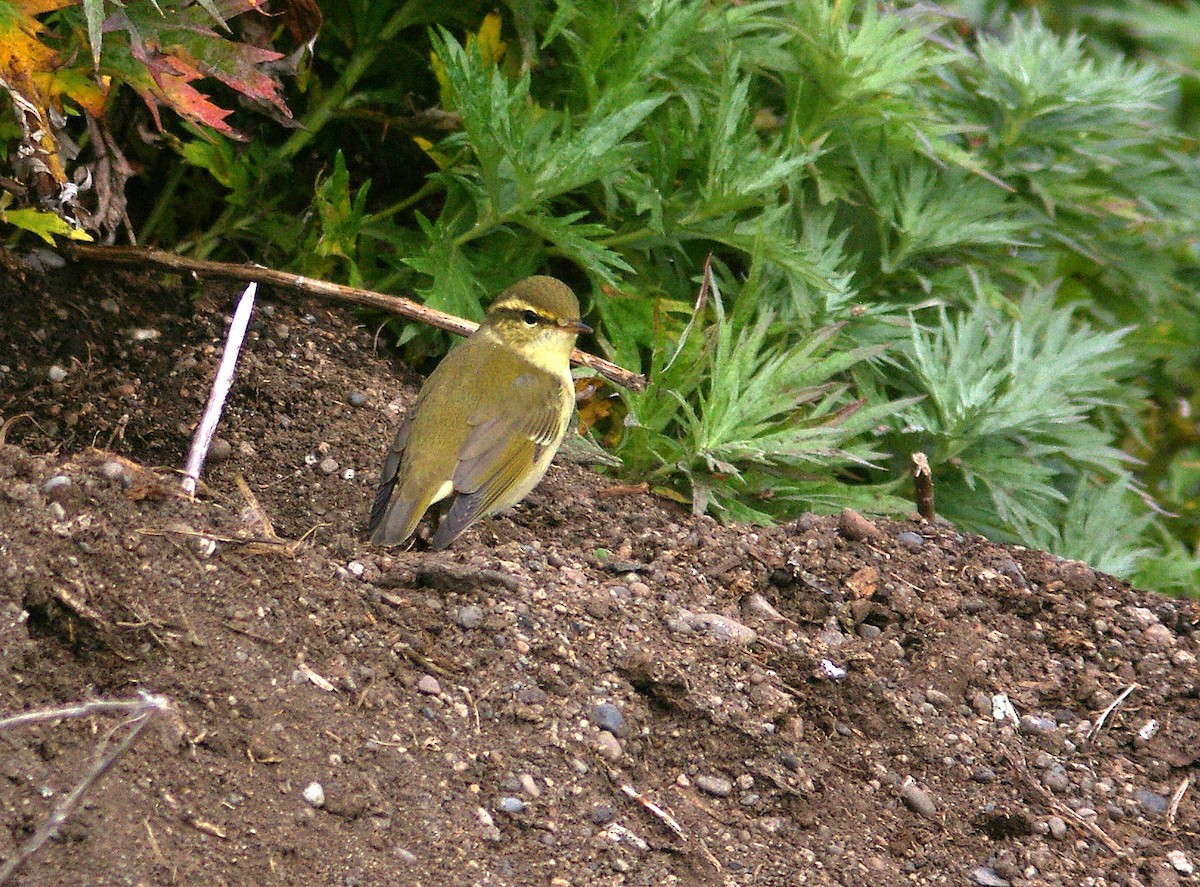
(0, 252, 1197, 887)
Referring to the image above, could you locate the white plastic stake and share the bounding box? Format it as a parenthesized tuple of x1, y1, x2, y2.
(182, 283, 257, 496)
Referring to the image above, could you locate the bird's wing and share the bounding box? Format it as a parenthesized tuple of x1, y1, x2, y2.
(367, 414, 413, 538)
(429, 371, 568, 550)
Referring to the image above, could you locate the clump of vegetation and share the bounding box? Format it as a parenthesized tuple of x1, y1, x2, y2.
(3, 0, 1199, 595)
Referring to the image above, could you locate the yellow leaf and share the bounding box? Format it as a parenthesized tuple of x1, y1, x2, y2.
(412, 136, 451, 169)
(470, 12, 507, 68)
(430, 12, 507, 112)
(2, 206, 92, 244)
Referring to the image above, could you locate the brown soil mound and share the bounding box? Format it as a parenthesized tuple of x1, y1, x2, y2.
(1, 255, 1197, 886)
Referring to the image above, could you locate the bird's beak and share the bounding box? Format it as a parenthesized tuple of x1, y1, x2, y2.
(559, 318, 593, 335)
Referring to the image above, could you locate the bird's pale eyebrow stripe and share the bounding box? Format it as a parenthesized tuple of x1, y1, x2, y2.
(489, 302, 548, 324)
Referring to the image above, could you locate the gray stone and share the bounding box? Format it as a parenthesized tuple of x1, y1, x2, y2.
(896, 531, 924, 550)
(42, 475, 71, 502)
(972, 867, 1010, 887)
(497, 797, 525, 815)
(348, 391, 368, 407)
(456, 606, 484, 630)
(1020, 714, 1056, 734)
(591, 702, 625, 736)
(417, 675, 441, 696)
(686, 613, 757, 645)
(1136, 789, 1168, 814)
(1167, 851, 1194, 875)
(696, 774, 733, 798)
(1047, 816, 1068, 840)
(1042, 763, 1070, 793)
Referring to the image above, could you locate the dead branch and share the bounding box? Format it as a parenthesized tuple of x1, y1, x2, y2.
(911, 452, 935, 521)
(0, 693, 172, 885)
(68, 244, 647, 391)
(1167, 775, 1191, 828)
(1088, 683, 1138, 742)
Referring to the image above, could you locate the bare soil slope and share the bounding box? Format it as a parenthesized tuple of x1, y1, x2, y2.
(0, 256, 1197, 886)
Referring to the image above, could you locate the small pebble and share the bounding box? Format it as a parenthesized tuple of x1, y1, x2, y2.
(899, 781, 937, 819)
(971, 767, 996, 784)
(743, 592, 786, 622)
(686, 613, 757, 645)
(43, 475, 71, 502)
(1047, 816, 1067, 840)
(591, 805, 618, 825)
(497, 797, 525, 815)
(48, 502, 67, 521)
(47, 365, 67, 383)
(99, 461, 129, 484)
(319, 457, 339, 474)
(456, 606, 484, 630)
(972, 867, 1010, 887)
(1019, 714, 1056, 735)
(518, 773, 540, 798)
(99, 297, 119, 314)
(417, 675, 441, 696)
(591, 702, 625, 736)
(1143, 624, 1175, 648)
(1167, 851, 1194, 875)
(997, 559, 1027, 588)
(595, 730, 622, 762)
(302, 782, 325, 808)
(209, 437, 233, 463)
(695, 775, 733, 798)
(1135, 788, 1168, 814)
(348, 390, 368, 407)
(1041, 764, 1069, 793)
(1129, 606, 1158, 627)
(1059, 560, 1096, 592)
(896, 531, 924, 550)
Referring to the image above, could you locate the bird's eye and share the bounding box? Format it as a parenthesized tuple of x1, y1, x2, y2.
(522, 310, 539, 326)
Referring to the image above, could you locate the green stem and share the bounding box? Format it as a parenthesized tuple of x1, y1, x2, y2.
(279, 1, 428, 162)
(137, 163, 186, 243)
(598, 226, 656, 248)
(374, 177, 442, 222)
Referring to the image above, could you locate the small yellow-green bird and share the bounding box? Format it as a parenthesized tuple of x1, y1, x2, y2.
(369, 276, 591, 550)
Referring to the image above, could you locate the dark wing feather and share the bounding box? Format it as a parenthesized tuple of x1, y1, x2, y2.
(367, 415, 412, 538)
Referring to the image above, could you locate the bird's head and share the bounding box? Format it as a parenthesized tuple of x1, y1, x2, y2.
(480, 276, 591, 366)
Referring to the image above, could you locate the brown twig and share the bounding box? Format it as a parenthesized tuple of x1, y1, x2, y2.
(1167, 775, 1191, 827)
(1047, 797, 1124, 856)
(68, 244, 647, 391)
(621, 784, 686, 840)
(1088, 683, 1138, 742)
(0, 693, 172, 885)
(911, 452, 935, 521)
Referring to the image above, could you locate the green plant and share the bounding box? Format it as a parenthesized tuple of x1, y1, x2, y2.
(6, 0, 1200, 594)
